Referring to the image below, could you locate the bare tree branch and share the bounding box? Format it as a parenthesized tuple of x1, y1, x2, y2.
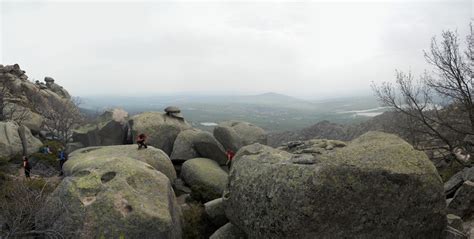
(372, 27, 473, 166)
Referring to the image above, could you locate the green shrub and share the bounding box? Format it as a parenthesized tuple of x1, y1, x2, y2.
(41, 140, 64, 155)
(0, 160, 13, 176)
(31, 152, 58, 168)
(26, 178, 47, 190)
(0, 178, 60, 238)
(8, 154, 24, 164)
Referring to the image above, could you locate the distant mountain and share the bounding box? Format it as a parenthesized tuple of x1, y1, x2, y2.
(227, 92, 317, 110)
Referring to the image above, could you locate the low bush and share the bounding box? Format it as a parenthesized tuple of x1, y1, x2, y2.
(0, 179, 61, 238)
(30, 152, 58, 168)
(40, 140, 64, 155)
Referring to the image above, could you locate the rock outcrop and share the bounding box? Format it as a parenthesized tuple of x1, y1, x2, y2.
(0, 64, 71, 133)
(180, 158, 228, 202)
(213, 121, 267, 152)
(73, 109, 131, 147)
(447, 181, 474, 219)
(41, 152, 182, 238)
(445, 167, 474, 197)
(223, 131, 446, 238)
(0, 121, 42, 158)
(43, 76, 70, 99)
(278, 138, 346, 154)
(131, 112, 191, 156)
(68, 145, 177, 181)
(171, 129, 227, 165)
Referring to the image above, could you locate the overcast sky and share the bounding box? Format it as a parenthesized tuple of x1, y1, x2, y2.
(0, 0, 471, 99)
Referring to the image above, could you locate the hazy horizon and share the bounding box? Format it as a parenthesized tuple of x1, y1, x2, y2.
(1, 0, 471, 99)
(77, 90, 376, 101)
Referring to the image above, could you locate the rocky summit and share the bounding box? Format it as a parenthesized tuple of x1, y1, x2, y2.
(223, 131, 446, 238)
(0, 64, 71, 132)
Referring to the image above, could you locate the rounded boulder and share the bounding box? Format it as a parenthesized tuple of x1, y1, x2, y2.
(213, 121, 267, 152)
(68, 145, 176, 181)
(41, 156, 182, 238)
(131, 112, 191, 155)
(224, 131, 446, 238)
(180, 158, 228, 202)
(171, 129, 227, 165)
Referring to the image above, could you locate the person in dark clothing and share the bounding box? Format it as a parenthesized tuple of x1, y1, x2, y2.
(58, 149, 67, 176)
(225, 149, 235, 170)
(43, 145, 52, 154)
(137, 133, 148, 149)
(23, 156, 31, 178)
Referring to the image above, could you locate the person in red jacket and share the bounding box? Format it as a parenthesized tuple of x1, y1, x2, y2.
(225, 149, 235, 170)
(137, 133, 148, 149)
(23, 156, 31, 178)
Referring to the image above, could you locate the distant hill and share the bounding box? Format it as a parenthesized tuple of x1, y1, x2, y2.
(227, 92, 317, 110)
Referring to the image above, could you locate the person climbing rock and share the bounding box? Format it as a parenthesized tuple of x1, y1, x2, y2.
(23, 156, 31, 178)
(226, 149, 235, 170)
(137, 133, 148, 149)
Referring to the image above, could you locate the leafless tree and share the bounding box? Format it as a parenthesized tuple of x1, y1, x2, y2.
(37, 97, 84, 145)
(0, 180, 64, 239)
(372, 26, 473, 166)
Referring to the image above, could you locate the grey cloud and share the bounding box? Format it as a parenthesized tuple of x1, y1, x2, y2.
(0, 0, 471, 98)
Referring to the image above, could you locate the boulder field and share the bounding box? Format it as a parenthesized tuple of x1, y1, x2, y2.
(71, 107, 270, 165)
(53, 129, 451, 238)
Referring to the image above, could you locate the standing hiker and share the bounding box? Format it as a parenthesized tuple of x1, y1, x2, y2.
(137, 133, 148, 149)
(225, 149, 235, 170)
(23, 156, 31, 178)
(58, 149, 67, 176)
